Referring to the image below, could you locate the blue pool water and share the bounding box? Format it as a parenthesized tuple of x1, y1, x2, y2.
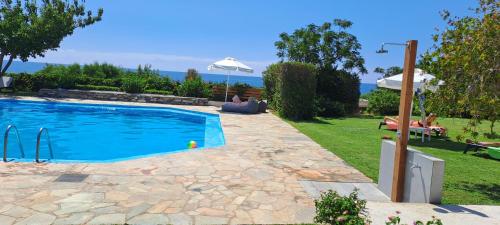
(0, 100, 225, 162)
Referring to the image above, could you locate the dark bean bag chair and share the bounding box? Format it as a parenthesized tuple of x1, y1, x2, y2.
(222, 99, 259, 114)
(258, 101, 267, 113)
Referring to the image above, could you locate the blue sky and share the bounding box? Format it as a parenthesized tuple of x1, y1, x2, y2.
(30, 0, 475, 83)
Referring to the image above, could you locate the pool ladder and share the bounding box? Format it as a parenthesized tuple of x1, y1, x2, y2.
(3, 125, 25, 162)
(3, 125, 54, 163)
(35, 127, 54, 163)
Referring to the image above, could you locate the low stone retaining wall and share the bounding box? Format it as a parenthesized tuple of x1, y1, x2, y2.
(38, 89, 208, 106)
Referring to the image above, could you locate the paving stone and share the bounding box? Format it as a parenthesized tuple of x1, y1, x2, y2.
(167, 213, 193, 225)
(53, 213, 94, 225)
(87, 213, 126, 224)
(2, 206, 33, 218)
(56, 193, 104, 203)
(127, 213, 169, 224)
(106, 190, 130, 201)
(0, 215, 16, 225)
(194, 215, 229, 224)
(13, 213, 56, 225)
(55, 203, 92, 215)
(31, 203, 58, 213)
(126, 203, 151, 219)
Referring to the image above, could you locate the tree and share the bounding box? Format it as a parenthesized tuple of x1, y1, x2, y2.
(274, 19, 367, 116)
(275, 19, 366, 73)
(373, 66, 403, 78)
(185, 68, 200, 80)
(0, 0, 103, 77)
(420, 0, 499, 139)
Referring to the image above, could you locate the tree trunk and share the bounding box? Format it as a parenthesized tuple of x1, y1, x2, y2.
(0, 55, 14, 77)
(0, 53, 4, 77)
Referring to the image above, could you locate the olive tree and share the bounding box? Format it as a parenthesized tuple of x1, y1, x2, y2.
(0, 0, 103, 77)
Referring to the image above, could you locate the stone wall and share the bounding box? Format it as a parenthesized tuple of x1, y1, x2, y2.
(38, 89, 208, 106)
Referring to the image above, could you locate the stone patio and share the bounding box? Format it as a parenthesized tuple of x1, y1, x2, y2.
(0, 97, 499, 225)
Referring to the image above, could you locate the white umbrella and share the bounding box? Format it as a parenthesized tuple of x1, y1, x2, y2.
(208, 57, 254, 102)
(376, 68, 444, 126)
(376, 69, 443, 92)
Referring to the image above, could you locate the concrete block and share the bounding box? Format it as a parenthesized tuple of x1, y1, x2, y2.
(378, 140, 444, 203)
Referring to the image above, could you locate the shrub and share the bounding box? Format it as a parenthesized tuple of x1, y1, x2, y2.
(185, 68, 200, 80)
(144, 76, 175, 91)
(263, 62, 317, 120)
(262, 63, 281, 107)
(316, 96, 346, 117)
(83, 63, 123, 78)
(386, 214, 443, 225)
(365, 88, 400, 115)
(10, 73, 34, 92)
(316, 69, 361, 117)
(177, 72, 211, 98)
(75, 84, 120, 92)
(121, 76, 145, 93)
(314, 190, 369, 225)
(32, 73, 59, 91)
(57, 74, 79, 89)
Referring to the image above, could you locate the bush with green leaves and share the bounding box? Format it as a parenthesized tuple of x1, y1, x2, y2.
(10, 73, 34, 92)
(364, 88, 400, 116)
(75, 84, 120, 92)
(263, 63, 281, 109)
(263, 62, 317, 120)
(82, 63, 123, 78)
(121, 76, 145, 93)
(144, 76, 176, 91)
(316, 96, 346, 117)
(176, 74, 211, 98)
(144, 89, 173, 95)
(185, 68, 200, 80)
(314, 190, 369, 225)
(317, 69, 361, 117)
(385, 214, 443, 225)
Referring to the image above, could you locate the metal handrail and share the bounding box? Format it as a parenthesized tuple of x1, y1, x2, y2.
(36, 127, 54, 163)
(3, 125, 25, 162)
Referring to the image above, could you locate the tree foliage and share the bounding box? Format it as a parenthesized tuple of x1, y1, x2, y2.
(420, 0, 499, 138)
(0, 0, 103, 76)
(274, 19, 366, 117)
(373, 66, 403, 78)
(275, 19, 366, 73)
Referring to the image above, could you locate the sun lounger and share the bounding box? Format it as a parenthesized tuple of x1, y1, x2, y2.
(464, 142, 500, 154)
(379, 114, 447, 136)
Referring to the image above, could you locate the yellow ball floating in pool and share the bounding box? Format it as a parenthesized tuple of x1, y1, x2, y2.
(188, 140, 198, 149)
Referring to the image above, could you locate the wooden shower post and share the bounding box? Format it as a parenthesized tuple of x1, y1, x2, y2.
(391, 40, 418, 202)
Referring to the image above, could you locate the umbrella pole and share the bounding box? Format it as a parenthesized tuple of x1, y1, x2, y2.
(225, 72, 230, 102)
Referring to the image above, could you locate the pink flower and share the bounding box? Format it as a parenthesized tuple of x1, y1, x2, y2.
(388, 216, 395, 220)
(336, 216, 346, 222)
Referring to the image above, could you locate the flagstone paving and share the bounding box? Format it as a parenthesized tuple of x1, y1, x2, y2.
(0, 97, 370, 224)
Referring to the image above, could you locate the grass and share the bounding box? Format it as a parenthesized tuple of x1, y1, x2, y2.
(287, 116, 500, 205)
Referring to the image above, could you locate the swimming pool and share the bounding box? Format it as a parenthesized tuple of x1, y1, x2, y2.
(0, 99, 225, 162)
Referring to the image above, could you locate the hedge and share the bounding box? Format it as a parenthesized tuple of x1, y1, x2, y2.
(316, 69, 361, 117)
(75, 84, 120, 92)
(263, 62, 317, 120)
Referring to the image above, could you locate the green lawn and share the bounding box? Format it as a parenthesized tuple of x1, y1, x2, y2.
(287, 116, 500, 205)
